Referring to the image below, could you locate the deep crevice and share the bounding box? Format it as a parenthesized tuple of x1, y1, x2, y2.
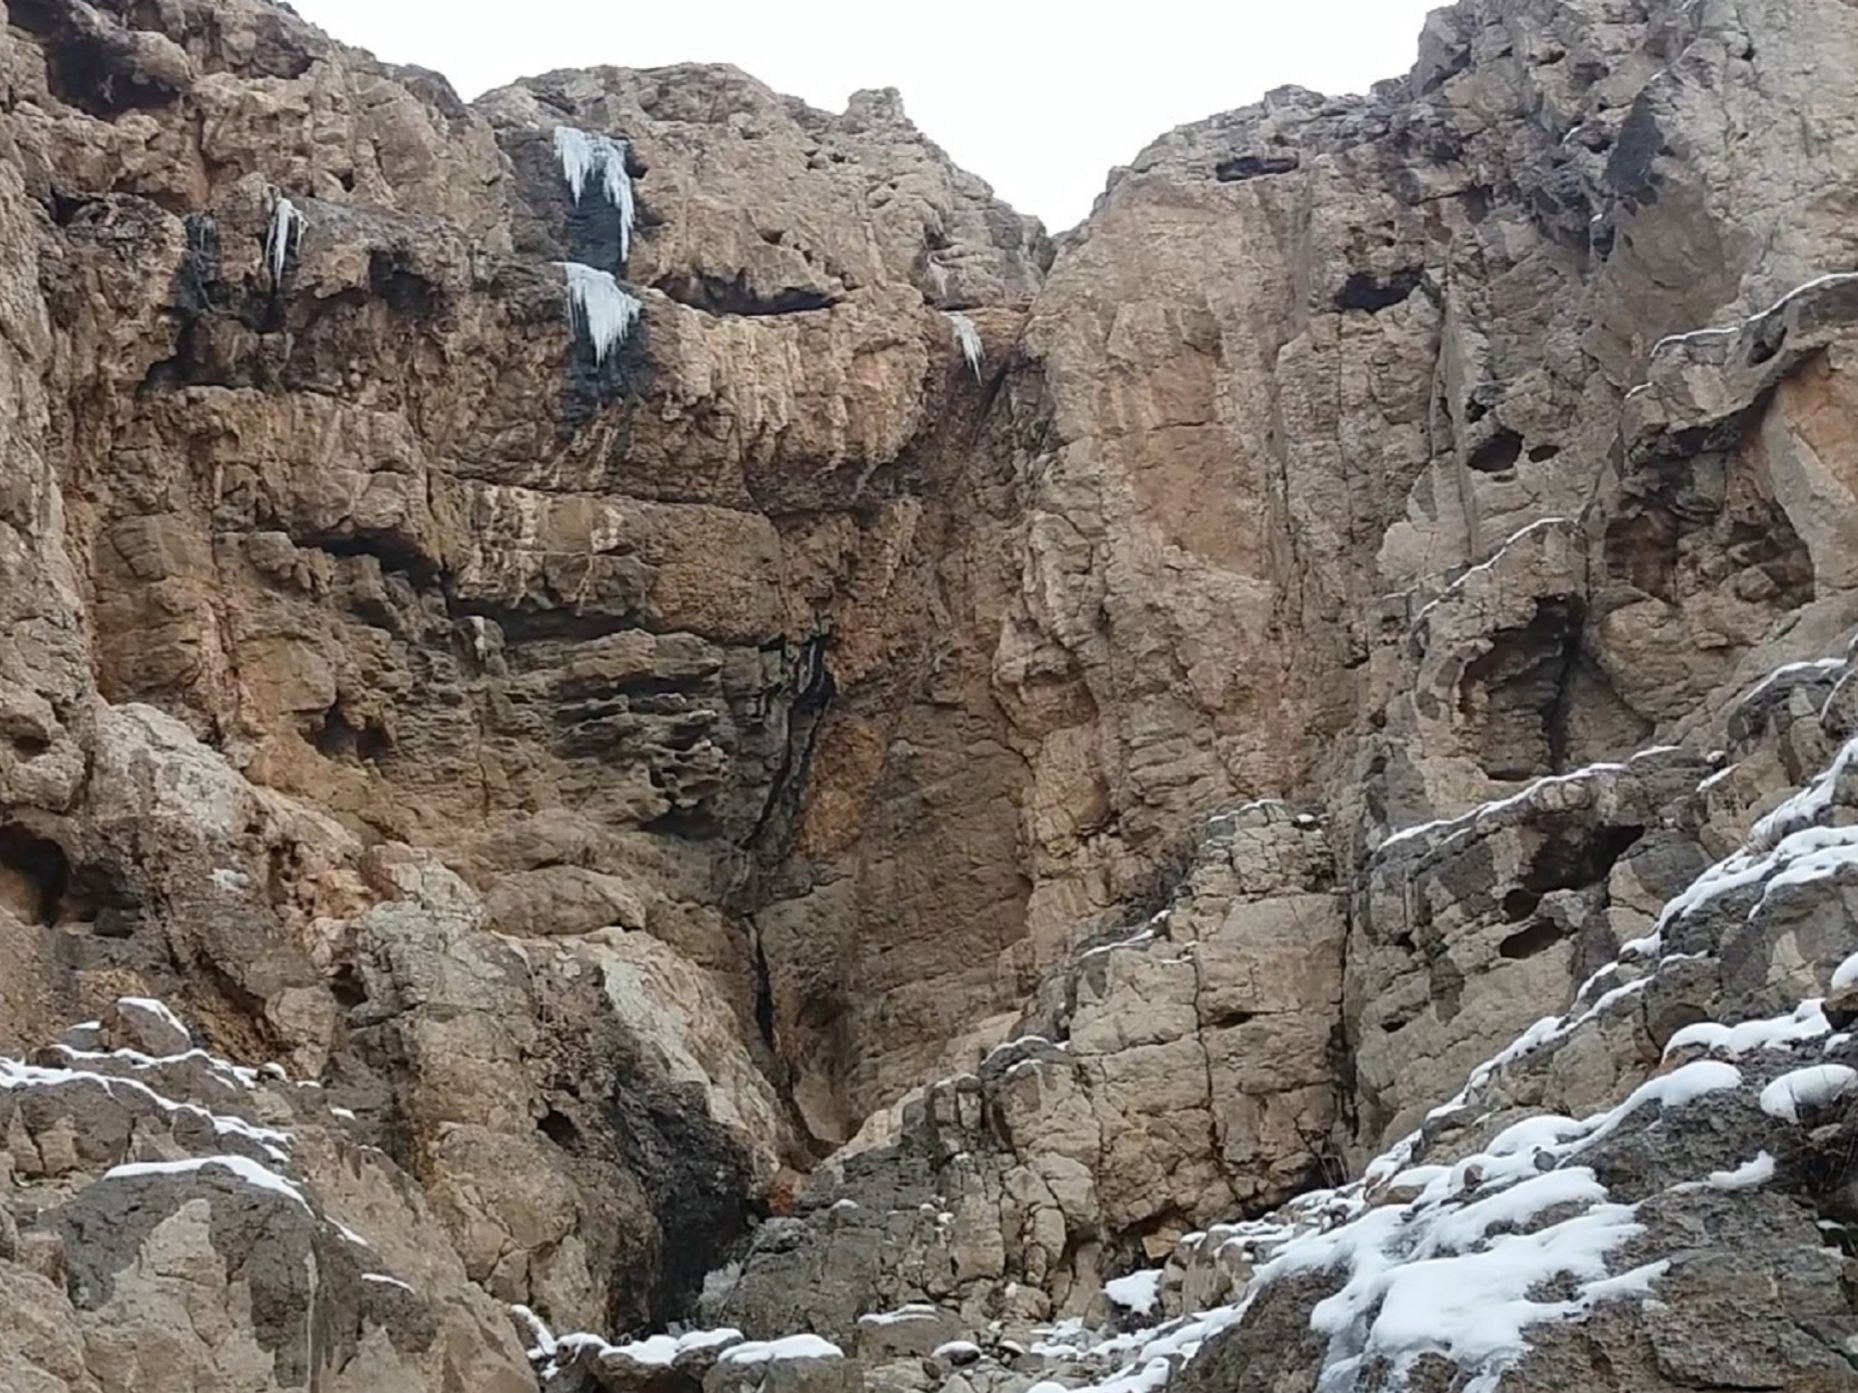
(1215, 153, 1301, 182)
(1468, 429, 1524, 474)
(652, 272, 839, 317)
(745, 636, 836, 858)
(1502, 888, 1542, 922)
(1337, 267, 1425, 313)
(1523, 823, 1645, 895)
(0, 826, 72, 926)
(1497, 920, 1565, 961)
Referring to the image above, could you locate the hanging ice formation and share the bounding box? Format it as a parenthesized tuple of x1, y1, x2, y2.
(947, 312, 983, 380)
(553, 125, 637, 263)
(266, 195, 305, 286)
(559, 262, 643, 364)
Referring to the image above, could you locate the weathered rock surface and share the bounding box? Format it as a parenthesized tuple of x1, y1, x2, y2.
(9, 0, 1858, 1389)
(707, 800, 1344, 1338)
(0, 1001, 535, 1393)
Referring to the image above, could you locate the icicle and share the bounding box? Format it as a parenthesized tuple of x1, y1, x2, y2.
(558, 262, 643, 365)
(947, 312, 983, 381)
(553, 125, 637, 263)
(265, 195, 305, 287)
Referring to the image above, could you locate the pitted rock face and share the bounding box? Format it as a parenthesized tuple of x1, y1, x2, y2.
(10, 0, 1858, 1389)
(2, 0, 1055, 1149)
(0, 1008, 534, 1393)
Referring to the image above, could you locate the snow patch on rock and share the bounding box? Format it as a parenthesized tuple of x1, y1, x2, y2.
(1104, 1268, 1164, 1316)
(1759, 1064, 1858, 1122)
(559, 262, 643, 364)
(102, 1154, 311, 1210)
(266, 194, 304, 286)
(948, 312, 983, 379)
(554, 125, 637, 262)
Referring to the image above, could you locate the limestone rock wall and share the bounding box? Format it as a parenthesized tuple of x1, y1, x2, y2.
(0, 0, 1055, 1339)
(10, 0, 1858, 1388)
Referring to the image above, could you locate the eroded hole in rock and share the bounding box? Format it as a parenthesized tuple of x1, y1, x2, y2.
(653, 271, 838, 316)
(1502, 888, 1542, 922)
(1336, 267, 1424, 313)
(311, 707, 393, 765)
(1216, 153, 1300, 181)
(50, 190, 99, 227)
(1524, 822, 1645, 894)
(313, 531, 441, 589)
(1497, 919, 1565, 960)
(538, 1109, 581, 1148)
(329, 961, 366, 1009)
(0, 826, 72, 926)
(368, 251, 437, 316)
(1528, 443, 1562, 462)
(1749, 324, 1786, 366)
(1206, 1007, 1258, 1029)
(1460, 595, 1584, 780)
(1468, 429, 1524, 473)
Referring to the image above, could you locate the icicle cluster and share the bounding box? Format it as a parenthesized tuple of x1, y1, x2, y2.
(266, 195, 305, 286)
(948, 312, 984, 380)
(553, 125, 637, 263)
(559, 262, 643, 365)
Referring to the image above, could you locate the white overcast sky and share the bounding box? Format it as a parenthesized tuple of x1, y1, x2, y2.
(290, 0, 1443, 231)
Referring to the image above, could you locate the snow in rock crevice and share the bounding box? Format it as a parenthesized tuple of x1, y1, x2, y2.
(720, 1334, 843, 1364)
(117, 995, 190, 1041)
(558, 262, 643, 365)
(1703, 1152, 1776, 1192)
(1758, 1063, 1858, 1121)
(1048, 724, 1858, 1393)
(932, 1339, 982, 1360)
(1375, 745, 1677, 856)
(948, 312, 984, 380)
(520, 1319, 831, 1383)
(1, 1055, 291, 1159)
(554, 125, 637, 263)
(1664, 999, 1830, 1058)
(1104, 1267, 1164, 1316)
(102, 1154, 311, 1210)
(1409, 515, 1573, 630)
(1221, 1061, 1744, 1393)
(266, 194, 305, 286)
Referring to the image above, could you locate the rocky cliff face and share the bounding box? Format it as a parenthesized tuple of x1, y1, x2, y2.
(8, 0, 1858, 1390)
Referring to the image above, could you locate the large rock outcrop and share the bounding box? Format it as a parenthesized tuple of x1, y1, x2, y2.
(9, 0, 1858, 1390)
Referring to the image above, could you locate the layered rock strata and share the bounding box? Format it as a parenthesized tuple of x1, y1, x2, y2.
(8, 0, 1858, 1390)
